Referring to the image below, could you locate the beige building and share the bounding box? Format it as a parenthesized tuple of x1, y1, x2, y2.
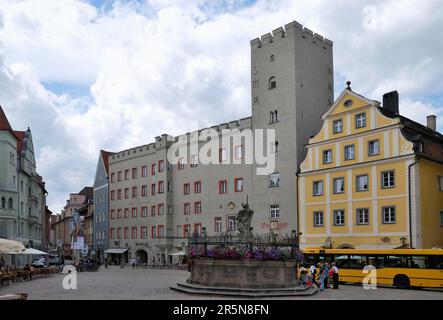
(106, 20, 334, 265)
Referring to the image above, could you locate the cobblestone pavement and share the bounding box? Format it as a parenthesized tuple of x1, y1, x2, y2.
(1, 266, 442, 300)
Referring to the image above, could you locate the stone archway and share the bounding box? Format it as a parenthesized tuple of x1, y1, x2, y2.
(337, 243, 355, 249)
(135, 249, 148, 264)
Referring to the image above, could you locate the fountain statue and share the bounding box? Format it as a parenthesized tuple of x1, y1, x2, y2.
(235, 197, 254, 240)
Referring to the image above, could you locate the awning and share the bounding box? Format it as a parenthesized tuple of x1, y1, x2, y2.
(104, 248, 128, 254)
(355, 244, 401, 249)
(169, 250, 186, 256)
(0, 238, 25, 253)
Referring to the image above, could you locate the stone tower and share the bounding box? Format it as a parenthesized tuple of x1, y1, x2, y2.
(250, 21, 334, 234)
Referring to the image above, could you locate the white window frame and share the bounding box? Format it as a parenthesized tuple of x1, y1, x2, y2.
(334, 210, 345, 226)
(270, 204, 280, 219)
(356, 113, 366, 128)
(269, 173, 280, 187)
(382, 170, 395, 188)
(323, 150, 333, 164)
(333, 177, 345, 194)
(333, 119, 343, 134)
(344, 145, 355, 160)
(368, 140, 380, 156)
(356, 175, 369, 192)
(356, 208, 369, 225)
(313, 211, 324, 227)
(382, 206, 396, 224)
(313, 181, 324, 196)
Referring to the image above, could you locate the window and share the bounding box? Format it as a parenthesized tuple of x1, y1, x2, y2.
(438, 176, 443, 191)
(214, 217, 222, 233)
(191, 154, 198, 167)
(269, 173, 280, 187)
(124, 208, 129, 218)
(140, 227, 146, 239)
(141, 165, 147, 177)
(184, 224, 191, 237)
(132, 186, 138, 198)
(333, 177, 345, 194)
(313, 181, 324, 196)
(151, 206, 156, 217)
(235, 178, 244, 192)
(158, 160, 164, 172)
(117, 189, 122, 200)
(227, 216, 237, 231)
(333, 119, 343, 134)
(356, 113, 366, 128)
(270, 110, 278, 123)
(383, 207, 396, 224)
(219, 180, 227, 194)
(158, 225, 165, 238)
(219, 148, 227, 163)
(132, 168, 138, 179)
(344, 145, 355, 160)
(117, 209, 122, 219)
(176, 225, 182, 237)
(141, 185, 147, 197)
(124, 188, 129, 199)
(141, 207, 148, 217)
(155, 181, 163, 193)
(110, 210, 115, 219)
(271, 141, 279, 153)
(178, 158, 185, 170)
(270, 54, 275, 62)
(117, 171, 122, 181)
(151, 226, 157, 238)
(334, 210, 345, 226)
(167, 206, 173, 215)
(356, 175, 369, 192)
(151, 164, 156, 176)
(124, 227, 129, 239)
(132, 207, 137, 218)
(110, 228, 114, 239)
(382, 171, 395, 188)
(234, 145, 243, 160)
(269, 76, 276, 89)
(184, 203, 190, 215)
(270, 204, 280, 219)
(323, 150, 333, 164)
(194, 202, 201, 214)
(368, 140, 380, 156)
(313, 211, 324, 227)
(194, 224, 202, 236)
(117, 228, 121, 239)
(111, 173, 115, 183)
(167, 181, 173, 192)
(183, 183, 190, 195)
(194, 181, 201, 193)
(158, 204, 164, 215)
(151, 184, 156, 195)
(125, 169, 129, 180)
(357, 208, 369, 225)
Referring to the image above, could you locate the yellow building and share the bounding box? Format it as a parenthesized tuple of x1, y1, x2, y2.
(297, 84, 443, 249)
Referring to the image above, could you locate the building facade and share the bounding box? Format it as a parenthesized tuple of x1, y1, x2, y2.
(105, 21, 334, 264)
(93, 150, 112, 262)
(0, 106, 47, 257)
(298, 86, 443, 249)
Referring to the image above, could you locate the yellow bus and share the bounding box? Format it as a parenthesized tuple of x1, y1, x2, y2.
(301, 248, 443, 289)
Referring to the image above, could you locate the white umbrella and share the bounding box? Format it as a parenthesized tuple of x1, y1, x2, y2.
(9, 248, 48, 255)
(169, 250, 186, 256)
(0, 238, 25, 253)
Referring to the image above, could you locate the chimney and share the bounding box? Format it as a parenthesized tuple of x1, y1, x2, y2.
(426, 115, 436, 131)
(383, 91, 399, 115)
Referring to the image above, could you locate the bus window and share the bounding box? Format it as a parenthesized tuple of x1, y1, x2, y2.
(334, 255, 349, 268)
(388, 256, 407, 268)
(428, 255, 443, 269)
(367, 256, 386, 268)
(409, 256, 426, 268)
(349, 255, 365, 269)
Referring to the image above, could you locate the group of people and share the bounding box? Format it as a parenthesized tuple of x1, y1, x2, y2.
(300, 262, 339, 290)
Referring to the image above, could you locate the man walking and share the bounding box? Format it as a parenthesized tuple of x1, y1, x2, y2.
(131, 257, 136, 269)
(331, 262, 339, 289)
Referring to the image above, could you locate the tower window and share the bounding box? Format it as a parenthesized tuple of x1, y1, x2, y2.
(269, 77, 276, 90)
(270, 54, 275, 62)
(269, 110, 278, 123)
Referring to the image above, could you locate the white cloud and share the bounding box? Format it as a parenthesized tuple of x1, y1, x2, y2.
(0, 0, 442, 212)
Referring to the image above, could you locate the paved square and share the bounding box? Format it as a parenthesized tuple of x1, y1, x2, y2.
(1, 266, 442, 300)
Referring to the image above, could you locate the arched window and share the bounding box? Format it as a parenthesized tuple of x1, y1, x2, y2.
(274, 110, 278, 122)
(8, 198, 13, 209)
(269, 76, 276, 90)
(270, 54, 275, 62)
(1, 197, 5, 208)
(270, 111, 274, 123)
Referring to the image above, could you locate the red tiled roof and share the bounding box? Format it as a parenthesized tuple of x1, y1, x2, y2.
(0, 106, 19, 140)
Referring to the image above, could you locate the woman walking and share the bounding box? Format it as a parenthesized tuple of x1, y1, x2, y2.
(331, 262, 339, 289)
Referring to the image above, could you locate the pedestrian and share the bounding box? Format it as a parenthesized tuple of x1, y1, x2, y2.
(331, 262, 339, 289)
(323, 263, 330, 289)
(104, 258, 108, 269)
(131, 257, 136, 269)
(309, 263, 320, 289)
(318, 263, 325, 291)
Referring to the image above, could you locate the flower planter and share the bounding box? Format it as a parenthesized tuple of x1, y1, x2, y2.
(188, 258, 298, 288)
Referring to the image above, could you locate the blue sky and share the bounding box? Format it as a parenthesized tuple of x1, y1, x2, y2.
(0, 0, 442, 212)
